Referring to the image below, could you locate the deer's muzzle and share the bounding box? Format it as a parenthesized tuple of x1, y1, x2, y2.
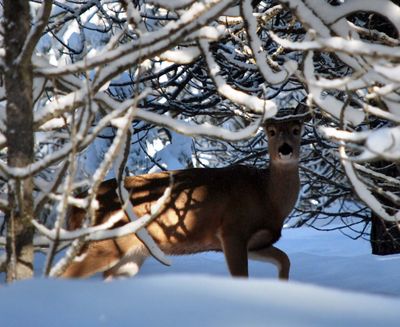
(278, 143, 293, 160)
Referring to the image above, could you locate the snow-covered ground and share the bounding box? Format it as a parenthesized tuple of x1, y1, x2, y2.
(1, 227, 400, 326)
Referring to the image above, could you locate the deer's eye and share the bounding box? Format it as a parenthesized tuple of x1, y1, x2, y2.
(292, 127, 300, 136)
(268, 129, 276, 137)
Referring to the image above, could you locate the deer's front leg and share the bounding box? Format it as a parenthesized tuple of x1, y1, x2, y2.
(220, 234, 249, 277)
(248, 245, 290, 280)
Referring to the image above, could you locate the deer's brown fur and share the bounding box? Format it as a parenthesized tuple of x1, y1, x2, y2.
(62, 119, 303, 280)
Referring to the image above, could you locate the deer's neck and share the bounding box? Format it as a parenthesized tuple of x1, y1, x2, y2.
(266, 162, 300, 223)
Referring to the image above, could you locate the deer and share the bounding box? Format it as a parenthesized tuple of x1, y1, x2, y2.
(61, 116, 304, 280)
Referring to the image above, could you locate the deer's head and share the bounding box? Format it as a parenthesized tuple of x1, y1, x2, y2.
(264, 119, 303, 166)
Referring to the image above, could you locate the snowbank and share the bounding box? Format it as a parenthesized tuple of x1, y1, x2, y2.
(1, 275, 400, 327)
(2, 227, 400, 326)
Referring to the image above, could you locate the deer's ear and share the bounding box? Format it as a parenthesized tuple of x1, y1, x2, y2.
(263, 119, 272, 128)
(299, 112, 312, 124)
(294, 98, 312, 123)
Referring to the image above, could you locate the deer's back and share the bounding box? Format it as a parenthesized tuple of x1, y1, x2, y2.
(68, 166, 280, 255)
(126, 167, 266, 253)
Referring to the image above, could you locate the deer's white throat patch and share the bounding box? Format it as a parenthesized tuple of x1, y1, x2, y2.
(279, 153, 293, 160)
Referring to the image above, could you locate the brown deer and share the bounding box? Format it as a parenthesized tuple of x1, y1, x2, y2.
(61, 117, 304, 280)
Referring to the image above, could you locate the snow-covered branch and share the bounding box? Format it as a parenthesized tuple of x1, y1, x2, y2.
(97, 94, 264, 141)
(112, 94, 170, 266)
(270, 32, 400, 60)
(48, 99, 141, 276)
(241, 0, 297, 85)
(137, 108, 263, 141)
(147, 0, 197, 11)
(35, 0, 235, 80)
(32, 179, 172, 242)
(17, 0, 52, 65)
(322, 126, 400, 162)
(303, 51, 365, 126)
(339, 146, 399, 222)
(199, 39, 277, 117)
(4, 0, 400, 281)
(159, 47, 201, 64)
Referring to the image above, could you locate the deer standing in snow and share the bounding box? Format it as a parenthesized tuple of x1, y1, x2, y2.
(62, 117, 304, 280)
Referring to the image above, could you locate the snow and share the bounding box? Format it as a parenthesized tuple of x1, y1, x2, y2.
(270, 32, 400, 59)
(199, 39, 277, 116)
(240, 0, 297, 85)
(364, 127, 400, 160)
(321, 126, 400, 161)
(149, 0, 197, 10)
(36, 0, 235, 80)
(148, 131, 193, 171)
(375, 64, 400, 83)
(3, 0, 400, 324)
(2, 227, 400, 326)
(322, 0, 400, 32)
(159, 47, 201, 64)
(339, 146, 398, 222)
(135, 108, 263, 141)
(303, 52, 365, 126)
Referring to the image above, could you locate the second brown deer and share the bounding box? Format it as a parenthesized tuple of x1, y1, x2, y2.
(61, 118, 304, 280)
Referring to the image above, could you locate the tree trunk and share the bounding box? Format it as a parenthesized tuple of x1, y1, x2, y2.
(4, 0, 35, 281)
(369, 164, 400, 255)
(370, 212, 400, 255)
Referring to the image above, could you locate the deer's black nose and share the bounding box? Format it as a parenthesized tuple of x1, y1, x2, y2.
(279, 143, 293, 155)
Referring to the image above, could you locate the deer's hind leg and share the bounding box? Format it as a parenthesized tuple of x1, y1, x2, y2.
(61, 234, 148, 279)
(103, 243, 149, 281)
(248, 245, 290, 280)
(61, 239, 122, 279)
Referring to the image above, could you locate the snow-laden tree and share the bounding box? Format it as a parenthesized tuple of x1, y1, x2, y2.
(273, 0, 400, 252)
(1, 0, 400, 282)
(0, 0, 284, 281)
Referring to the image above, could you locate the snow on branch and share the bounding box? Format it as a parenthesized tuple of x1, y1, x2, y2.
(322, 126, 400, 162)
(49, 100, 142, 277)
(112, 103, 170, 266)
(339, 146, 400, 222)
(159, 47, 201, 64)
(280, 0, 400, 34)
(147, 0, 197, 10)
(347, 21, 400, 47)
(17, 0, 52, 65)
(34, 90, 86, 130)
(97, 94, 264, 141)
(35, 0, 235, 82)
(305, 69, 393, 93)
(316, 0, 400, 32)
(270, 32, 400, 60)
(199, 39, 277, 117)
(0, 95, 143, 179)
(321, 127, 369, 144)
(91, 1, 235, 93)
(360, 103, 400, 124)
(0, 196, 8, 213)
(148, 24, 228, 63)
(32, 180, 173, 243)
(277, 0, 380, 71)
(136, 108, 263, 141)
(189, 24, 227, 41)
(240, 0, 297, 85)
(277, 0, 330, 36)
(354, 164, 400, 188)
(303, 52, 365, 126)
(374, 64, 400, 83)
